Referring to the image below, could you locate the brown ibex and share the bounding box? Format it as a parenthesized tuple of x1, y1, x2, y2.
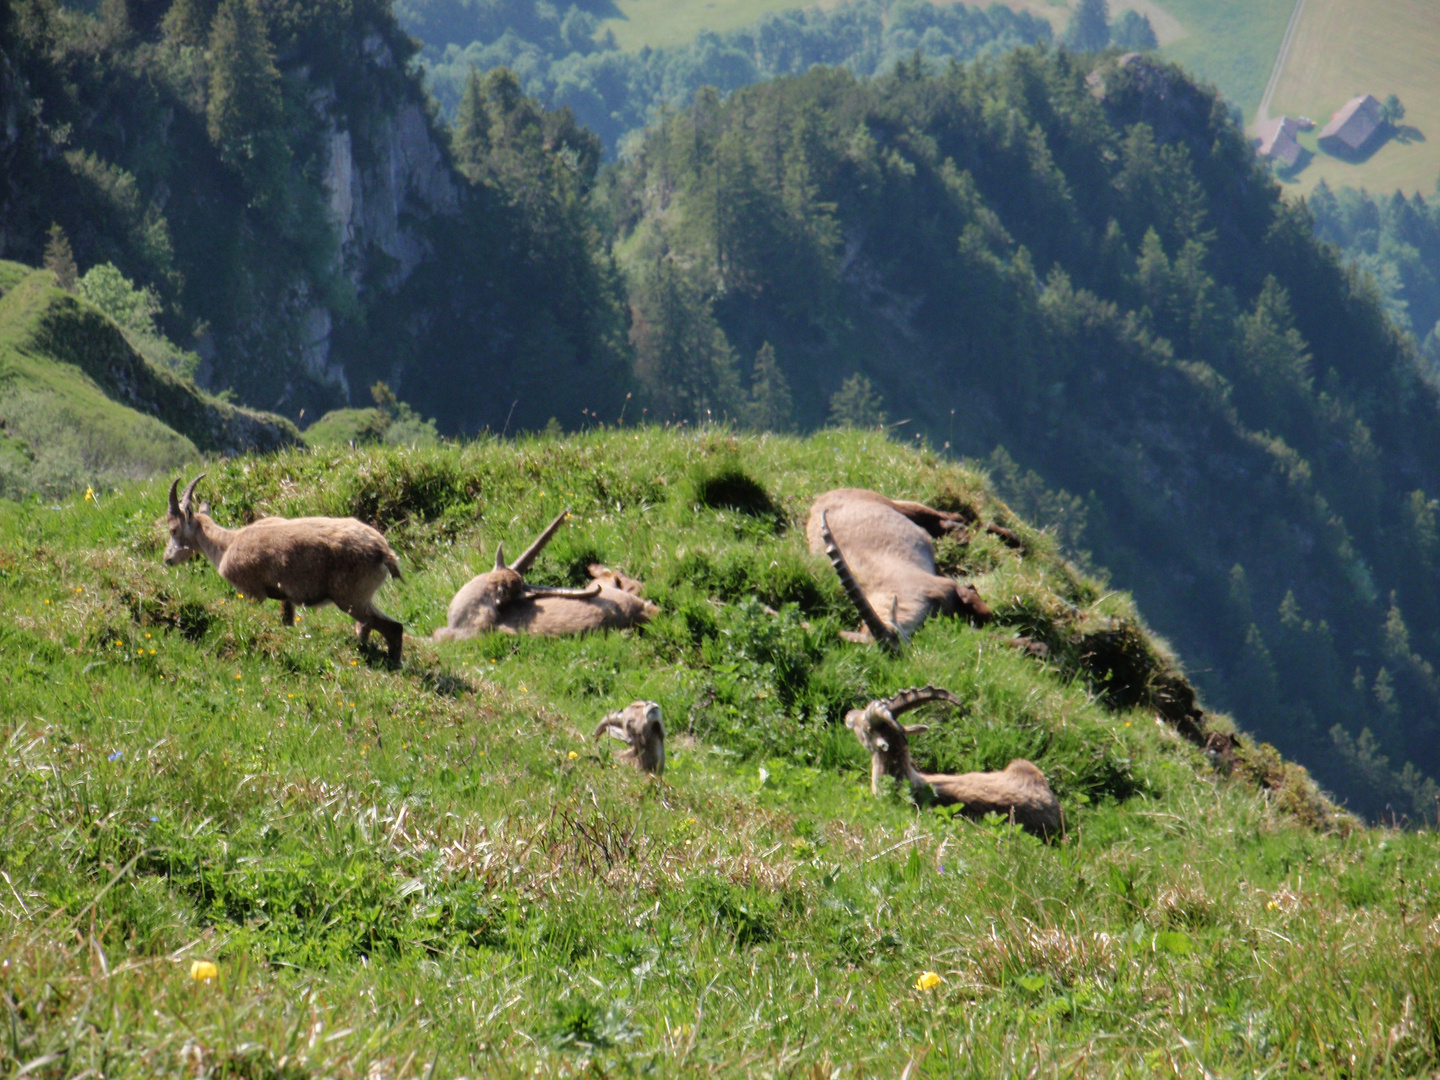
(433, 510, 657, 640)
(163, 474, 405, 665)
(593, 701, 665, 775)
(807, 489, 992, 649)
(845, 686, 1061, 836)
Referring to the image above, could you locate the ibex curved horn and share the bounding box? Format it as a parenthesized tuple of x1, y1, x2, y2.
(511, 508, 571, 575)
(884, 685, 963, 717)
(168, 478, 182, 516)
(820, 510, 901, 651)
(179, 473, 206, 516)
(494, 543, 507, 571)
(523, 582, 603, 600)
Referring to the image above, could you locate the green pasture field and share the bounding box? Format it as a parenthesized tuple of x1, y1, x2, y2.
(1268, 0, 1440, 197)
(1155, 0, 1294, 121)
(1, 430, 1437, 1077)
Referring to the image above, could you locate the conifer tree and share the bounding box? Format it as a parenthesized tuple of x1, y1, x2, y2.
(631, 257, 742, 423)
(743, 343, 794, 432)
(452, 68, 491, 175)
(827, 374, 886, 428)
(162, 0, 214, 47)
(206, 0, 281, 163)
(1063, 0, 1110, 52)
(43, 224, 77, 291)
(1109, 9, 1156, 49)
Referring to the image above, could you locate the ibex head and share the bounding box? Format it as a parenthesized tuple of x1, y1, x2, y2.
(844, 686, 963, 793)
(594, 700, 665, 775)
(164, 473, 208, 565)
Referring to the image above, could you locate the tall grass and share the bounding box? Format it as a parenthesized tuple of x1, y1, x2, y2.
(0, 428, 1434, 1077)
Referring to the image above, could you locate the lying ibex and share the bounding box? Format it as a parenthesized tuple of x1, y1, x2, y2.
(433, 509, 657, 640)
(163, 474, 405, 665)
(594, 701, 665, 775)
(845, 686, 1061, 836)
(807, 489, 992, 649)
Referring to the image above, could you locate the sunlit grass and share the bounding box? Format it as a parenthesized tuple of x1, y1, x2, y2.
(0, 428, 1434, 1077)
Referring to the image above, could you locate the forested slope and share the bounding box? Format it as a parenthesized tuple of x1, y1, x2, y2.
(606, 49, 1440, 820)
(0, 0, 630, 428)
(404, 0, 1053, 152)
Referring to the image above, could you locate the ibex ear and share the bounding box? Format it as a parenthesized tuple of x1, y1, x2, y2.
(198, 500, 211, 516)
(605, 725, 631, 742)
(902, 724, 929, 736)
(874, 735, 890, 753)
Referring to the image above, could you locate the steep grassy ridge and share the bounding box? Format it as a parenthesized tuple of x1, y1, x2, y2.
(3, 431, 1437, 1077)
(0, 264, 298, 498)
(0, 267, 198, 498)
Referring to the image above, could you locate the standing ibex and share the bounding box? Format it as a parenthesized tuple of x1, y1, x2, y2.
(163, 474, 405, 665)
(807, 489, 992, 649)
(433, 509, 657, 640)
(846, 687, 1061, 836)
(594, 701, 665, 775)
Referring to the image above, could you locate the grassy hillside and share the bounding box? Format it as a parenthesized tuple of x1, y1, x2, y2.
(0, 263, 299, 499)
(0, 267, 198, 499)
(1268, 0, 1440, 196)
(4, 431, 1439, 1077)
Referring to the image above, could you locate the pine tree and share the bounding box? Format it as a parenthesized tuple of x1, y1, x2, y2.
(1063, 0, 1110, 52)
(451, 68, 491, 176)
(1109, 9, 1156, 49)
(828, 374, 886, 428)
(99, 0, 133, 42)
(742, 343, 794, 432)
(162, 0, 214, 47)
(43, 224, 77, 291)
(206, 0, 281, 163)
(630, 257, 742, 423)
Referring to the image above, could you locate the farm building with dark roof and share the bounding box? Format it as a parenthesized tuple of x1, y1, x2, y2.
(1319, 95, 1383, 155)
(1255, 116, 1304, 169)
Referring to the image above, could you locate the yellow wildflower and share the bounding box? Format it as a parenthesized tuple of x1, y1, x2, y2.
(915, 971, 943, 992)
(84, 487, 94, 502)
(235, 673, 242, 680)
(567, 751, 578, 760)
(189, 960, 218, 982)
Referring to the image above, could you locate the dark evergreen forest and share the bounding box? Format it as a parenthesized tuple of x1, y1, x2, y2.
(1309, 180, 1440, 383)
(0, 0, 631, 427)
(402, 0, 1053, 152)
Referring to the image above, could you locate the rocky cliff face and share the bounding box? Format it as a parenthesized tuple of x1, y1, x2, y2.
(303, 39, 461, 398)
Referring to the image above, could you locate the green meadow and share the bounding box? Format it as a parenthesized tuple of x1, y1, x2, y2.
(2, 430, 1437, 1077)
